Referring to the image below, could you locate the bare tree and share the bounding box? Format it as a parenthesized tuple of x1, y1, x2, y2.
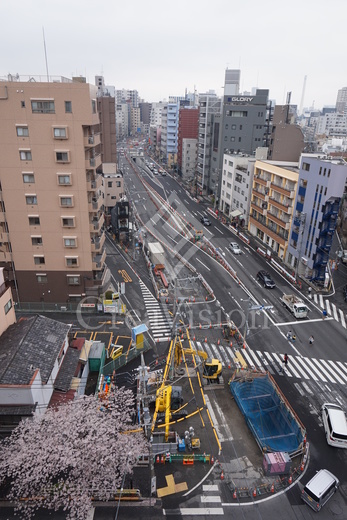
(0, 388, 148, 520)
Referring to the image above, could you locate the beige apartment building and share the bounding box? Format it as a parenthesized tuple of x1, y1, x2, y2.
(0, 76, 110, 303)
(248, 161, 299, 260)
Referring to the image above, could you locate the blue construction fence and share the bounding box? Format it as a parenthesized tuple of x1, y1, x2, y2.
(229, 370, 306, 455)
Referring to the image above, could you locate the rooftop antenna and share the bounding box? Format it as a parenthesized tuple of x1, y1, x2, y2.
(42, 27, 49, 82)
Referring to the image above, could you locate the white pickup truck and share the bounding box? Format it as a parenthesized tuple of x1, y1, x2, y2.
(281, 294, 309, 319)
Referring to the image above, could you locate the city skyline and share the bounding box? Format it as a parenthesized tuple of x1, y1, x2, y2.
(1, 0, 346, 110)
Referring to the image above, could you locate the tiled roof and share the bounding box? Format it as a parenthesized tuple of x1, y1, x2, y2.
(54, 347, 81, 392)
(0, 315, 71, 385)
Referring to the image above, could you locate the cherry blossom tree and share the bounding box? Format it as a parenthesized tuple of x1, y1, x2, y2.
(0, 387, 148, 520)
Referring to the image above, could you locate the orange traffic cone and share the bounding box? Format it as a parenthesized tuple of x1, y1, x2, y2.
(300, 461, 305, 471)
(233, 489, 237, 499)
(210, 455, 214, 465)
(161, 454, 164, 464)
(271, 483, 275, 493)
(220, 470, 224, 480)
(253, 488, 257, 497)
(156, 455, 159, 464)
(288, 475, 293, 485)
(217, 339, 220, 345)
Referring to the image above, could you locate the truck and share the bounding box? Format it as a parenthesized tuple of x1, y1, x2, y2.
(280, 293, 309, 319)
(342, 250, 347, 264)
(148, 241, 165, 266)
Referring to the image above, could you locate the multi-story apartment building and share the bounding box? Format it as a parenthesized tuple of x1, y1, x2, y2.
(336, 87, 347, 114)
(160, 103, 179, 166)
(116, 103, 128, 138)
(267, 104, 305, 161)
(0, 75, 110, 303)
(197, 92, 221, 194)
(97, 96, 117, 163)
(316, 112, 347, 138)
(248, 160, 299, 260)
(286, 155, 347, 283)
(150, 101, 165, 127)
(220, 152, 258, 226)
(181, 139, 198, 181)
(0, 267, 16, 335)
(177, 107, 199, 179)
(130, 106, 141, 136)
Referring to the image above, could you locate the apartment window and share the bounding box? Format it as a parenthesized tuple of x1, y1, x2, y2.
(319, 167, 322, 175)
(31, 100, 55, 114)
(65, 101, 72, 113)
(59, 196, 73, 207)
(231, 124, 236, 130)
(4, 299, 12, 315)
(22, 173, 35, 183)
(327, 169, 331, 177)
(302, 162, 310, 171)
(116, 181, 121, 187)
(53, 127, 67, 139)
(67, 275, 80, 286)
(231, 137, 235, 142)
(34, 255, 45, 265)
(26, 195, 37, 205)
(16, 126, 29, 137)
(239, 125, 243, 130)
(21, 101, 25, 108)
(63, 237, 77, 248)
(324, 187, 327, 196)
(20, 150, 32, 161)
(92, 100, 96, 113)
(36, 274, 47, 284)
(108, 181, 113, 188)
(57, 174, 71, 185)
(238, 137, 241, 142)
(29, 216, 40, 225)
(31, 236, 43, 246)
(62, 217, 75, 228)
(55, 151, 70, 163)
(65, 256, 79, 267)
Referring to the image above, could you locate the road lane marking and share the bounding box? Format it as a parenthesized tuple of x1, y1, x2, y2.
(275, 317, 334, 326)
(326, 299, 331, 315)
(339, 309, 346, 328)
(196, 258, 211, 270)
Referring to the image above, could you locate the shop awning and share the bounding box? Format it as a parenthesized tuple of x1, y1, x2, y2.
(230, 209, 242, 218)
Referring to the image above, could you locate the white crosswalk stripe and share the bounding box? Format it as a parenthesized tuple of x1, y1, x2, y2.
(256, 350, 275, 374)
(139, 281, 172, 340)
(191, 341, 347, 386)
(311, 293, 346, 328)
(325, 299, 331, 315)
(339, 309, 346, 328)
(331, 303, 339, 321)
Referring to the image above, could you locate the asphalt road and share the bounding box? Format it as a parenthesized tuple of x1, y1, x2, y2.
(118, 147, 347, 518)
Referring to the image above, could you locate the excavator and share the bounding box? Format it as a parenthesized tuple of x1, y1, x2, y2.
(175, 342, 222, 383)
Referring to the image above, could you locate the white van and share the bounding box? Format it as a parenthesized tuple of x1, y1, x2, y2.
(321, 403, 347, 448)
(301, 469, 339, 512)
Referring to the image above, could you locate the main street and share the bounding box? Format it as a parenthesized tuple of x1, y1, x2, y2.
(115, 146, 347, 518)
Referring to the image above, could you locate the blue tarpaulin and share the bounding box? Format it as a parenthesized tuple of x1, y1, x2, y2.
(230, 371, 305, 454)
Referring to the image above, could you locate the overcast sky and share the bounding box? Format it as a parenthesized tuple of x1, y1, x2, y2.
(2, 0, 346, 110)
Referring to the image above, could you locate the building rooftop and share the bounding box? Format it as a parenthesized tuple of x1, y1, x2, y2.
(0, 315, 71, 385)
(54, 347, 81, 392)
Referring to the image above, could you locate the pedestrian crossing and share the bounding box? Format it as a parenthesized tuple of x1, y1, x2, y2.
(313, 293, 347, 328)
(192, 340, 347, 386)
(139, 280, 172, 341)
(164, 485, 224, 516)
